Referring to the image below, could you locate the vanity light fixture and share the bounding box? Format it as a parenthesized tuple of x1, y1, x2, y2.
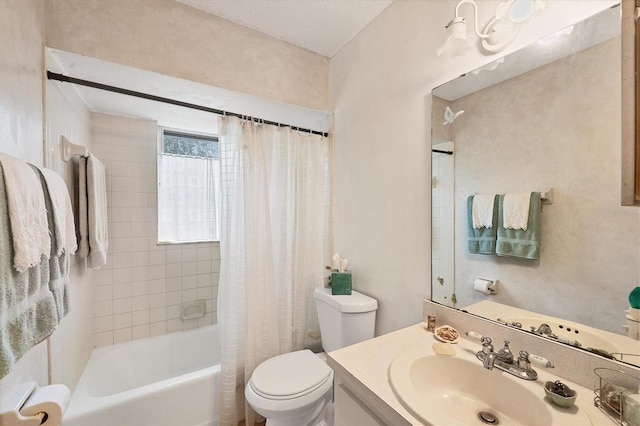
(437, 0, 546, 56)
(537, 25, 574, 46)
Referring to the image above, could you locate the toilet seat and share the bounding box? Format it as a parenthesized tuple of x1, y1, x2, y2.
(250, 350, 332, 400)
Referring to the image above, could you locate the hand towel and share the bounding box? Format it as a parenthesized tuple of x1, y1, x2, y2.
(0, 163, 58, 379)
(0, 153, 50, 272)
(496, 192, 542, 260)
(502, 192, 532, 230)
(472, 193, 497, 229)
(31, 166, 72, 322)
(86, 154, 108, 269)
(77, 156, 90, 258)
(467, 194, 499, 254)
(36, 166, 78, 256)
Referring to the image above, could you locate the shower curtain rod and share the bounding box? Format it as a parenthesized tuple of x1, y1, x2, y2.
(432, 149, 453, 155)
(47, 71, 329, 137)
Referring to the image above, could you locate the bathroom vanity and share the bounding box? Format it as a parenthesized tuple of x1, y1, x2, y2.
(327, 300, 640, 425)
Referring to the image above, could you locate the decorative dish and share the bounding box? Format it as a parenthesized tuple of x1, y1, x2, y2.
(544, 381, 577, 408)
(434, 325, 459, 343)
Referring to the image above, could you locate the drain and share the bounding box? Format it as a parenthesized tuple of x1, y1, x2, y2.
(478, 411, 499, 425)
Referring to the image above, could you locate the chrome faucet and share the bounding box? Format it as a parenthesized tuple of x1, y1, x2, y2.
(483, 352, 497, 369)
(467, 332, 554, 381)
(530, 323, 558, 339)
(479, 337, 496, 369)
(496, 340, 514, 364)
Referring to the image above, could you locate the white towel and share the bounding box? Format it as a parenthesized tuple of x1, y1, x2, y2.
(37, 167, 78, 256)
(86, 154, 108, 269)
(502, 192, 532, 231)
(0, 153, 50, 272)
(472, 194, 496, 229)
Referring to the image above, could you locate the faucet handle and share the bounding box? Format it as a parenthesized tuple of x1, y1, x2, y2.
(466, 331, 492, 345)
(517, 351, 532, 370)
(466, 331, 493, 352)
(466, 331, 484, 342)
(529, 353, 554, 368)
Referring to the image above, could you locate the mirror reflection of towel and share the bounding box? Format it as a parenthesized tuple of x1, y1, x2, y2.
(496, 193, 541, 260)
(467, 195, 499, 254)
(472, 194, 497, 229)
(502, 192, 532, 230)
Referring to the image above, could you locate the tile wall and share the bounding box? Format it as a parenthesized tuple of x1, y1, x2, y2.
(45, 53, 94, 388)
(90, 112, 220, 347)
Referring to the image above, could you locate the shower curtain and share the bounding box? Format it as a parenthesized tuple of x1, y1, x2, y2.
(217, 116, 328, 426)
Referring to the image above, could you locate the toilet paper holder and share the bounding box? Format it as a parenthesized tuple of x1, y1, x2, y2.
(0, 381, 70, 426)
(474, 277, 499, 295)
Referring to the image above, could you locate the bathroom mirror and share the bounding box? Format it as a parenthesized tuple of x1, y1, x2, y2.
(431, 3, 640, 367)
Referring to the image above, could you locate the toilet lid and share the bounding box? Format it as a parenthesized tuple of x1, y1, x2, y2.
(250, 350, 332, 399)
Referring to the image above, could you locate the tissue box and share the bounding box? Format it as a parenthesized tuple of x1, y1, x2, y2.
(331, 271, 352, 295)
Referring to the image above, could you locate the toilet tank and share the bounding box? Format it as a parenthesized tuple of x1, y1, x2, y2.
(314, 286, 378, 353)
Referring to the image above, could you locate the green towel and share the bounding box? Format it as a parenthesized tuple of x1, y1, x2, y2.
(496, 192, 542, 260)
(467, 194, 499, 254)
(0, 163, 58, 379)
(31, 166, 71, 322)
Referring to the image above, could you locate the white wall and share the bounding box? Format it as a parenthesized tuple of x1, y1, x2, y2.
(0, 0, 49, 398)
(0, 0, 45, 165)
(330, 0, 619, 335)
(0, 0, 94, 402)
(45, 0, 330, 112)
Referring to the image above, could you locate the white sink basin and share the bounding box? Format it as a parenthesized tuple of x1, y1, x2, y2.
(389, 346, 591, 425)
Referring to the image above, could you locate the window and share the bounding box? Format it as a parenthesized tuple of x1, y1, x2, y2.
(157, 128, 220, 243)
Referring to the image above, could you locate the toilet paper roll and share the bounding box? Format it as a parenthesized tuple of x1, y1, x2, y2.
(474, 278, 494, 295)
(627, 307, 640, 321)
(20, 384, 70, 426)
(626, 315, 640, 340)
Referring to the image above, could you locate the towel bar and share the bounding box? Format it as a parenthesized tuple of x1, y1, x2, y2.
(61, 136, 88, 162)
(540, 189, 553, 205)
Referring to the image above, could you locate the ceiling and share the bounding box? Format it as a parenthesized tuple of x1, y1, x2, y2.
(176, 0, 393, 57)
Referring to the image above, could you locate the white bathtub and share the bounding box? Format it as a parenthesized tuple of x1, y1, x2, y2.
(63, 325, 220, 426)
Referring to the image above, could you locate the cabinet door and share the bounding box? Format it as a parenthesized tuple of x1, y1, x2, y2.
(334, 383, 386, 426)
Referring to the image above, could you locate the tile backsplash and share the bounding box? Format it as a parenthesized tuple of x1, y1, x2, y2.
(91, 112, 219, 347)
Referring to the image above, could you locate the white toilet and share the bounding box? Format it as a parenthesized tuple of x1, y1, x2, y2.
(245, 286, 378, 426)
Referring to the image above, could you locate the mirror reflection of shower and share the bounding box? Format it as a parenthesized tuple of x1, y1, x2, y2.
(431, 139, 456, 307)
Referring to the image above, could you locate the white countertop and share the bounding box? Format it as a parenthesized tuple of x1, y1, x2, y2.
(327, 322, 617, 425)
